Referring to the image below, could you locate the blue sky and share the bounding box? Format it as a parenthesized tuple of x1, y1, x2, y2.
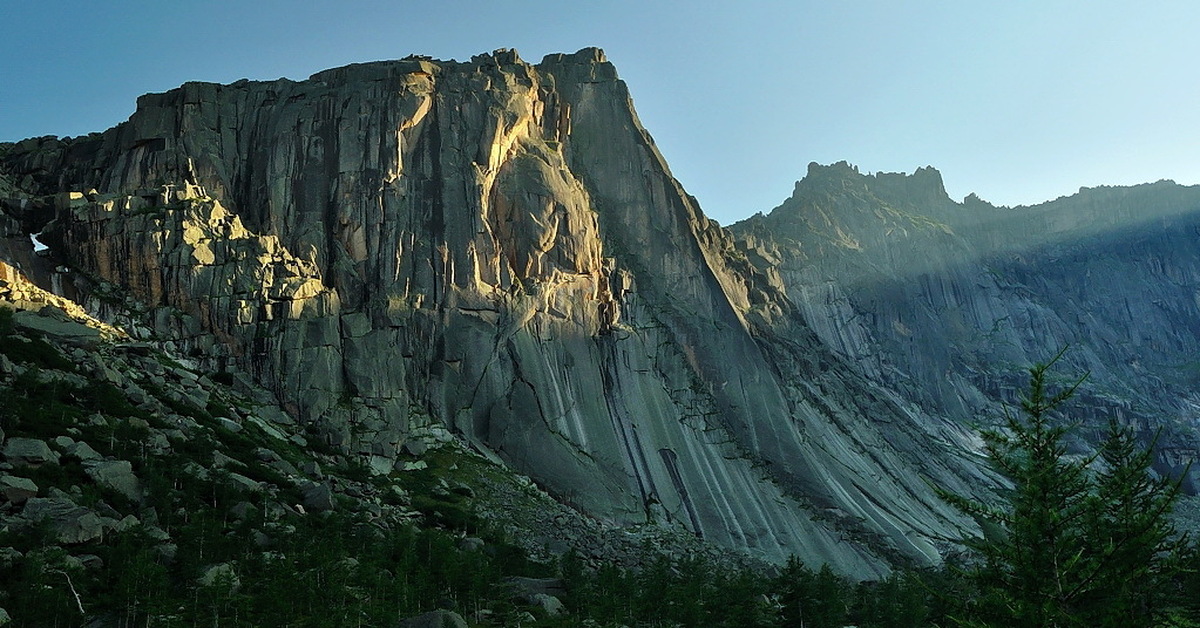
(3, 1, 1199, 224)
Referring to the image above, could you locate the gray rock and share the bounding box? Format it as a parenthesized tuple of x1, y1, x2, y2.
(114, 514, 141, 532)
(458, 537, 484, 552)
(395, 610, 467, 628)
(85, 460, 142, 502)
(65, 440, 102, 461)
(143, 525, 171, 542)
(300, 460, 323, 478)
(20, 497, 104, 544)
(74, 554, 104, 570)
(402, 439, 428, 457)
(2, 438, 59, 467)
(198, 562, 240, 590)
(12, 308, 100, 346)
(215, 417, 243, 433)
(211, 451, 243, 469)
(300, 481, 335, 512)
(528, 593, 565, 617)
(0, 50, 1102, 577)
(226, 473, 262, 493)
(229, 501, 258, 520)
(0, 606, 9, 626)
(267, 457, 300, 478)
(506, 576, 567, 598)
(0, 475, 38, 504)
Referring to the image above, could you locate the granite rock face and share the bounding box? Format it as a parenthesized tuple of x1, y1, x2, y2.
(731, 161, 1200, 494)
(0, 50, 985, 576)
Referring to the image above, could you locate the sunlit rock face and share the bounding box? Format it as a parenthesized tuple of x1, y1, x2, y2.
(0, 50, 988, 577)
(731, 161, 1200, 493)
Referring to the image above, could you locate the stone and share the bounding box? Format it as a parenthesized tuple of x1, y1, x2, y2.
(75, 554, 104, 570)
(300, 460, 323, 478)
(528, 593, 565, 617)
(212, 451, 243, 469)
(395, 610, 467, 628)
(65, 440, 102, 461)
(114, 514, 141, 532)
(300, 481, 334, 512)
(267, 457, 300, 478)
(20, 497, 104, 544)
(11, 308, 100, 346)
(85, 460, 142, 502)
(402, 439, 428, 457)
(13, 48, 1200, 580)
(2, 438, 59, 467)
(229, 501, 258, 520)
(227, 473, 262, 493)
(0, 476, 38, 504)
(0, 607, 9, 626)
(458, 537, 484, 552)
(215, 417, 243, 433)
(368, 455, 394, 476)
(506, 577, 567, 599)
(198, 563, 240, 590)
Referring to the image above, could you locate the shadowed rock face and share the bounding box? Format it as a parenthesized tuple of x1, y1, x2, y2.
(0, 50, 986, 577)
(731, 161, 1200, 494)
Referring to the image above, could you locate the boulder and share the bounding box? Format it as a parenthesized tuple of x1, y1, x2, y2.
(458, 537, 484, 552)
(528, 593, 565, 617)
(0, 475, 38, 504)
(20, 497, 104, 544)
(505, 577, 567, 616)
(505, 576, 567, 598)
(198, 562, 241, 591)
(85, 460, 142, 502)
(395, 610, 467, 628)
(11, 308, 100, 347)
(2, 438, 59, 467)
(66, 440, 103, 461)
(300, 481, 335, 512)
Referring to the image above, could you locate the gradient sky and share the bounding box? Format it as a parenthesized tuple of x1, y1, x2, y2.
(3, 1, 1199, 225)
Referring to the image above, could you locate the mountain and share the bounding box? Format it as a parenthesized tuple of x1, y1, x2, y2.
(730, 161, 1200, 494)
(0, 49, 988, 580)
(3, 47, 1197, 598)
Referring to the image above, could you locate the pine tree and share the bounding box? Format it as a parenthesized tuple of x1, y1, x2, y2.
(1072, 420, 1186, 624)
(940, 351, 1186, 627)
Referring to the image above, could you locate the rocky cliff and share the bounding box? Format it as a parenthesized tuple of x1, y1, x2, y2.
(731, 161, 1200, 495)
(0, 50, 991, 577)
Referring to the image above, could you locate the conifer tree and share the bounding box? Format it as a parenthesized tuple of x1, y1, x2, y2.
(940, 351, 1186, 627)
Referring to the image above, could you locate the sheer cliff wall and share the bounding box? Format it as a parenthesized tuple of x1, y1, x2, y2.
(0, 50, 985, 576)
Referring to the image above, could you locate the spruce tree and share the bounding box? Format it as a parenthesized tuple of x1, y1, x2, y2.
(940, 351, 1186, 627)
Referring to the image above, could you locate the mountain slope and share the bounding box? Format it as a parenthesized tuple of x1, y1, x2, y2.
(0, 50, 986, 576)
(731, 161, 1200, 493)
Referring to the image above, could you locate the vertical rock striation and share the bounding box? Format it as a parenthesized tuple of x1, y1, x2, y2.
(0, 50, 984, 576)
(731, 162, 1200, 494)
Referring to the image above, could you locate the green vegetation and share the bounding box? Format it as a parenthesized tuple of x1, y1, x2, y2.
(938, 350, 1192, 627)
(4, 307, 1200, 626)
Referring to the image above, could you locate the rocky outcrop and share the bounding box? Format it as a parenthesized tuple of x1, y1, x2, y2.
(731, 162, 1200, 493)
(0, 50, 988, 576)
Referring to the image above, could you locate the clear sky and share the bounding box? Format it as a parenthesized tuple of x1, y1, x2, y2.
(3, 1, 1199, 225)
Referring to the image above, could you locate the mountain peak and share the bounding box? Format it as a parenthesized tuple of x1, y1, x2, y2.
(791, 161, 951, 209)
